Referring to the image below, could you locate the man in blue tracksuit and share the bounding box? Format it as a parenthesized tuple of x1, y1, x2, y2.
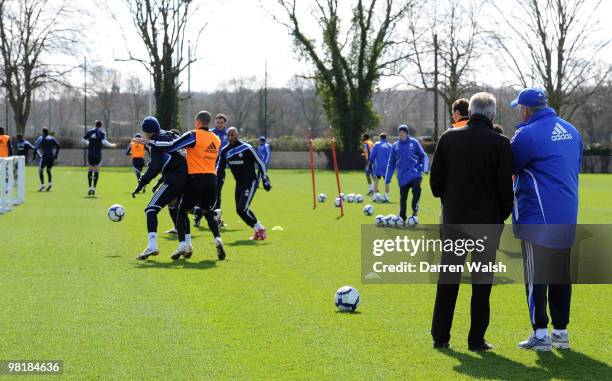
(385, 125, 428, 223)
(510, 88, 583, 351)
(207, 113, 229, 227)
(257, 136, 271, 170)
(369, 133, 393, 202)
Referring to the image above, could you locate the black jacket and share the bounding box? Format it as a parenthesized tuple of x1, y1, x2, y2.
(139, 130, 187, 187)
(430, 114, 514, 224)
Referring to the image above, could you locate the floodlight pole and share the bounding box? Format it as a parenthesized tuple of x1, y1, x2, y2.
(83, 56, 87, 167)
(433, 33, 439, 142)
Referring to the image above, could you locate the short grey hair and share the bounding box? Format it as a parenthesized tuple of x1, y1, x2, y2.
(468, 92, 497, 121)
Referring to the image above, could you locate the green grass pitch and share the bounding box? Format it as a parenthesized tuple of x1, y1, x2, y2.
(0, 167, 610, 379)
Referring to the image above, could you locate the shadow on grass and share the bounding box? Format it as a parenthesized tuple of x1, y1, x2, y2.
(232, 240, 269, 247)
(437, 348, 611, 380)
(132, 259, 217, 270)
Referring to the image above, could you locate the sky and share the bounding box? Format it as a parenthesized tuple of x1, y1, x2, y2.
(73, 0, 612, 92)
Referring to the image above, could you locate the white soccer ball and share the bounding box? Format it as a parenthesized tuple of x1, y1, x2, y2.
(334, 197, 342, 207)
(391, 215, 404, 227)
(355, 194, 364, 203)
(339, 193, 346, 200)
(373, 193, 382, 203)
(346, 193, 356, 203)
(385, 214, 397, 226)
(318, 193, 327, 203)
(334, 285, 360, 312)
(375, 214, 386, 226)
(406, 215, 419, 226)
(108, 204, 125, 222)
(363, 204, 374, 216)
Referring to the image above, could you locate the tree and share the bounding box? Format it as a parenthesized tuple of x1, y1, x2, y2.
(288, 76, 325, 135)
(271, 0, 416, 152)
(125, 74, 146, 134)
(491, 0, 612, 118)
(405, 0, 481, 122)
(116, 0, 204, 130)
(89, 65, 121, 135)
(0, 0, 79, 135)
(220, 76, 257, 131)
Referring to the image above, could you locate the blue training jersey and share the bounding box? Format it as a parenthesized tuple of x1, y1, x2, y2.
(369, 139, 393, 177)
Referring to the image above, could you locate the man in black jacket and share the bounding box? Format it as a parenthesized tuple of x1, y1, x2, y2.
(429, 92, 514, 351)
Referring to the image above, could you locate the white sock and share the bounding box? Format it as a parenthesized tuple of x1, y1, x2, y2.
(385, 192, 389, 199)
(254, 221, 264, 230)
(178, 241, 185, 249)
(147, 232, 158, 250)
(535, 328, 549, 339)
(185, 234, 191, 246)
(215, 237, 223, 247)
(369, 185, 373, 191)
(552, 329, 567, 335)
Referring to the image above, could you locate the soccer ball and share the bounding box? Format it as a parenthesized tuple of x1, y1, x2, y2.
(355, 194, 364, 203)
(334, 197, 342, 207)
(388, 215, 403, 227)
(108, 204, 125, 222)
(339, 193, 346, 200)
(346, 193, 356, 203)
(373, 193, 383, 203)
(375, 214, 386, 226)
(318, 193, 327, 202)
(385, 214, 397, 226)
(363, 204, 374, 216)
(334, 286, 360, 312)
(406, 215, 419, 226)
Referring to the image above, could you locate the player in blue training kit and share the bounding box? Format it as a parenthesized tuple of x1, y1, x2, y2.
(369, 132, 393, 202)
(257, 136, 271, 170)
(195, 113, 229, 227)
(217, 127, 271, 240)
(132, 117, 188, 260)
(385, 124, 429, 223)
(82, 120, 117, 195)
(33, 128, 60, 191)
(16, 134, 37, 162)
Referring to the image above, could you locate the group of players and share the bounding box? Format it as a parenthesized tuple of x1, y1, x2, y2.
(1, 113, 273, 263)
(130, 111, 272, 261)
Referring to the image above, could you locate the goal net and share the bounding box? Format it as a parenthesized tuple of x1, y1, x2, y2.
(0, 156, 25, 213)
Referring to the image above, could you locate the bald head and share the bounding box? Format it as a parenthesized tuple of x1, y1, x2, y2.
(227, 126, 239, 144)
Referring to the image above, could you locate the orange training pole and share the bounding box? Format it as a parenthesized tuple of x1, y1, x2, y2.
(308, 128, 317, 209)
(329, 126, 344, 217)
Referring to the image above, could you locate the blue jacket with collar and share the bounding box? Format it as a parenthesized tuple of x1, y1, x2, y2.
(511, 107, 583, 248)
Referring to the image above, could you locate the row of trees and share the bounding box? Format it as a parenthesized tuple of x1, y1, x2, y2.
(3, 79, 612, 145)
(1, 0, 611, 152)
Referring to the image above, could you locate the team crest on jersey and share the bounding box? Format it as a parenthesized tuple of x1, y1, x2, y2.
(410, 143, 414, 149)
(239, 152, 243, 158)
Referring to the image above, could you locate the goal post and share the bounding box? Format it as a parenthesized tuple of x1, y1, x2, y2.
(0, 156, 26, 213)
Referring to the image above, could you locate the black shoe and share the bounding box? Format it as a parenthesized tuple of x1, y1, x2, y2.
(367, 190, 374, 196)
(469, 342, 494, 352)
(216, 243, 226, 261)
(433, 342, 450, 349)
(88, 189, 94, 196)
